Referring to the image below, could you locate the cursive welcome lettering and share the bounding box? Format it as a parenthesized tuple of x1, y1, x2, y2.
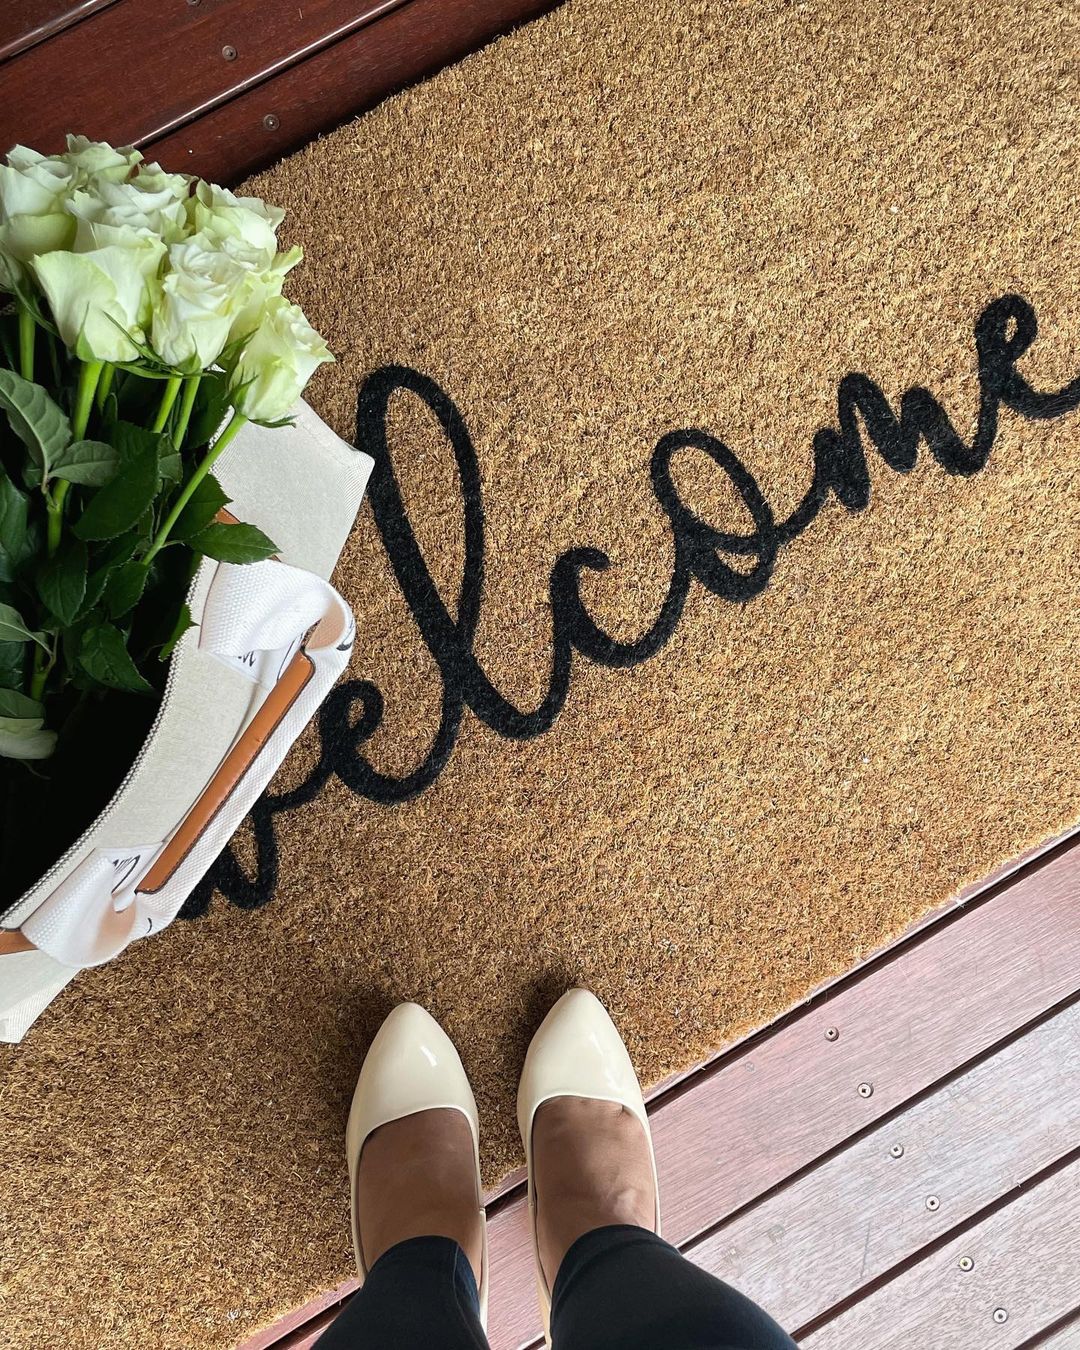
(182, 294, 1080, 916)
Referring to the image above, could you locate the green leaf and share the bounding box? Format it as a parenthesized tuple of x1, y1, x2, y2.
(92, 529, 141, 571)
(113, 362, 177, 381)
(173, 473, 231, 541)
(0, 368, 71, 483)
(51, 439, 121, 487)
(0, 601, 48, 648)
(249, 414, 296, 431)
(60, 620, 88, 681)
(78, 622, 153, 693)
(0, 719, 56, 760)
(0, 640, 25, 689)
(188, 521, 278, 564)
(112, 420, 162, 462)
(217, 329, 255, 369)
(108, 419, 180, 487)
(73, 443, 159, 542)
(104, 313, 169, 370)
(158, 602, 195, 662)
(158, 447, 183, 483)
(0, 472, 31, 581)
(0, 687, 44, 720)
(103, 559, 147, 619)
(36, 538, 88, 625)
(78, 530, 140, 618)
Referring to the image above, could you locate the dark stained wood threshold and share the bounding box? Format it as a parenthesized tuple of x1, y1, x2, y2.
(0, 0, 120, 63)
(0, 0, 563, 185)
(147, 0, 561, 185)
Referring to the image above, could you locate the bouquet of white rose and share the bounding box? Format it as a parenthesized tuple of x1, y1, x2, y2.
(0, 134, 333, 774)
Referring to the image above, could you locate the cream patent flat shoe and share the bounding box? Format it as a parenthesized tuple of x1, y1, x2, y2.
(517, 988, 660, 1334)
(346, 1002, 489, 1323)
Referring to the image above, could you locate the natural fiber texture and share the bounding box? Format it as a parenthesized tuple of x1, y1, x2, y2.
(3, 0, 1079, 1345)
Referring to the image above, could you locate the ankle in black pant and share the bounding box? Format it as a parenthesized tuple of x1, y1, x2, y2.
(313, 1223, 796, 1349)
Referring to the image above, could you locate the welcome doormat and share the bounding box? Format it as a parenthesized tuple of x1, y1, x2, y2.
(3, 0, 1079, 1345)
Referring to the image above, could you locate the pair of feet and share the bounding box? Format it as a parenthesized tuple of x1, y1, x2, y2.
(357, 1079, 655, 1293)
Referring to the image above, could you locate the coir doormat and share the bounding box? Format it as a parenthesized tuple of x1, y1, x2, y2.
(3, 0, 1079, 1345)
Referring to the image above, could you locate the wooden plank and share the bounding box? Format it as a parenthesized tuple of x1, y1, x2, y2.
(145, 0, 561, 184)
(687, 1000, 1080, 1334)
(0, 0, 117, 63)
(802, 1159, 1080, 1349)
(484, 841, 1080, 1348)
(280, 1309, 344, 1350)
(652, 842, 1080, 1247)
(245, 1282, 354, 1350)
(0, 0, 412, 155)
(1034, 1313, 1080, 1348)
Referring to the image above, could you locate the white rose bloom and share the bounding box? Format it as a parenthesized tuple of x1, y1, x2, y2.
(0, 145, 78, 284)
(0, 139, 147, 288)
(33, 233, 166, 362)
(62, 135, 142, 183)
(228, 294, 333, 423)
(0, 146, 77, 217)
(190, 179, 285, 259)
(151, 232, 247, 372)
(68, 162, 191, 243)
(215, 236, 304, 344)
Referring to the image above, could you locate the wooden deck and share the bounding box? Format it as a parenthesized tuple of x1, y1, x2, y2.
(0, 0, 559, 185)
(243, 830, 1080, 1349)
(4, 5, 1079, 1347)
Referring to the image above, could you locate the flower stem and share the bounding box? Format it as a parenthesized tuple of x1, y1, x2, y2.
(46, 485, 68, 556)
(172, 374, 201, 450)
(95, 363, 115, 413)
(47, 330, 62, 387)
(152, 375, 183, 434)
(73, 359, 103, 440)
(48, 360, 104, 557)
(29, 642, 55, 702)
(18, 304, 35, 382)
(142, 410, 247, 566)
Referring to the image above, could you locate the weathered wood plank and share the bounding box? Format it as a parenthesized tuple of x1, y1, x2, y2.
(287, 1319, 338, 1350)
(484, 842, 1080, 1348)
(0, 0, 117, 63)
(1035, 1314, 1080, 1348)
(652, 843, 1080, 1248)
(145, 0, 561, 185)
(244, 1280, 354, 1350)
(688, 1000, 1080, 1333)
(802, 1159, 1080, 1349)
(0, 0, 411, 155)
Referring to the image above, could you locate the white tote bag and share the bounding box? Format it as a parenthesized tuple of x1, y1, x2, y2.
(0, 400, 372, 1041)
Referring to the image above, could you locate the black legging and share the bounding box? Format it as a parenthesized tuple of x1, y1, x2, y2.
(314, 1224, 796, 1349)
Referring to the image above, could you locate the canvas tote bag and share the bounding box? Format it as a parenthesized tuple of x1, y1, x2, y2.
(0, 401, 372, 1041)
